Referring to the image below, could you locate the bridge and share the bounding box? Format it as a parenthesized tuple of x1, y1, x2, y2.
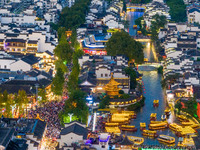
(132, 36, 151, 42)
(137, 62, 162, 71)
(127, 4, 146, 12)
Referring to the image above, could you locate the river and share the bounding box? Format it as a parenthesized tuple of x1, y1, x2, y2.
(127, 11, 178, 146)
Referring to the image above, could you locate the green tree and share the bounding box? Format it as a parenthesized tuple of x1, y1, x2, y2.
(54, 35, 73, 63)
(123, 0, 126, 12)
(106, 31, 144, 64)
(124, 67, 137, 89)
(17, 90, 29, 116)
(60, 90, 88, 124)
(38, 87, 47, 105)
(175, 101, 182, 114)
(183, 97, 197, 118)
(70, 30, 80, 50)
(59, 0, 90, 30)
(57, 27, 66, 41)
(67, 50, 83, 93)
(52, 68, 65, 96)
(122, 20, 129, 30)
(99, 96, 110, 109)
(3, 90, 12, 117)
(166, 0, 186, 22)
(150, 15, 167, 42)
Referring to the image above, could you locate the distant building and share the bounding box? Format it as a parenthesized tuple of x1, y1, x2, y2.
(58, 121, 88, 149)
(187, 4, 200, 24)
(0, 117, 46, 150)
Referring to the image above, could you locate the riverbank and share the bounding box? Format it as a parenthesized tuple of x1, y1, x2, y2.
(127, 97, 145, 110)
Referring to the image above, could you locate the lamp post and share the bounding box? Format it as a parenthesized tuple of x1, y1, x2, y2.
(68, 113, 73, 122)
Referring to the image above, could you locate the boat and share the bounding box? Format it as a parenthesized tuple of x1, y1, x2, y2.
(176, 126, 197, 137)
(120, 125, 137, 132)
(121, 111, 137, 119)
(150, 120, 167, 124)
(150, 113, 157, 121)
(190, 124, 200, 129)
(181, 121, 194, 126)
(161, 114, 166, 121)
(142, 129, 158, 138)
(105, 122, 119, 127)
(137, 31, 142, 35)
(153, 100, 159, 107)
(149, 122, 168, 130)
(164, 108, 171, 116)
(177, 115, 189, 122)
(169, 123, 182, 132)
(157, 135, 175, 144)
(133, 25, 137, 29)
(128, 136, 144, 145)
(177, 137, 195, 147)
(140, 122, 146, 131)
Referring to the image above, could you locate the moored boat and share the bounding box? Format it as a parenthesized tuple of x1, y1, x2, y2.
(190, 124, 200, 129)
(142, 129, 158, 138)
(150, 113, 157, 121)
(177, 137, 195, 147)
(105, 122, 119, 127)
(153, 100, 159, 107)
(181, 121, 193, 126)
(140, 122, 146, 131)
(133, 25, 137, 29)
(177, 115, 189, 122)
(149, 122, 168, 130)
(128, 136, 144, 145)
(137, 31, 142, 35)
(120, 125, 137, 132)
(150, 120, 167, 124)
(176, 126, 197, 137)
(157, 135, 175, 144)
(169, 123, 182, 132)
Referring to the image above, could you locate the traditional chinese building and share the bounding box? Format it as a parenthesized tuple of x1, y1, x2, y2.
(104, 73, 121, 98)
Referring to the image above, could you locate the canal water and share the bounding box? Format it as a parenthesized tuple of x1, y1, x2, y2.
(127, 11, 178, 146)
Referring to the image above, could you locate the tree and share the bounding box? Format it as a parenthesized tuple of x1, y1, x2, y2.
(17, 90, 29, 116)
(124, 67, 137, 89)
(57, 27, 66, 41)
(54, 35, 73, 64)
(52, 68, 65, 96)
(166, 0, 186, 22)
(106, 31, 144, 64)
(123, 0, 126, 12)
(59, 0, 90, 30)
(122, 20, 129, 30)
(70, 30, 80, 50)
(99, 96, 110, 109)
(67, 50, 83, 93)
(60, 90, 88, 124)
(175, 101, 182, 114)
(38, 87, 47, 105)
(150, 15, 167, 42)
(183, 97, 197, 118)
(3, 90, 12, 117)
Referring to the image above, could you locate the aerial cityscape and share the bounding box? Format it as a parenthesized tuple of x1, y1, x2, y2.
(0, 0, 200, 149)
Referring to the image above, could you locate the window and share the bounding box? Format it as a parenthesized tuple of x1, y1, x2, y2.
(105, 74, 108, 77)
(4, 65, 6, 69)
(101, 74, 103, 77)
(71, 137, 73, 139)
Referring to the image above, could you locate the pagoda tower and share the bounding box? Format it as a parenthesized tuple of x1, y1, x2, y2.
(104, 73, 121, 98)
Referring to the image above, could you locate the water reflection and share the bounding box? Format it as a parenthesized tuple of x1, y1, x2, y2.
(129, 71, 178, 145)
(127, 11, 144, 36)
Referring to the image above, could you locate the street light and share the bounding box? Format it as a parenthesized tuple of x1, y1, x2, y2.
(68, 113, 73, 122)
